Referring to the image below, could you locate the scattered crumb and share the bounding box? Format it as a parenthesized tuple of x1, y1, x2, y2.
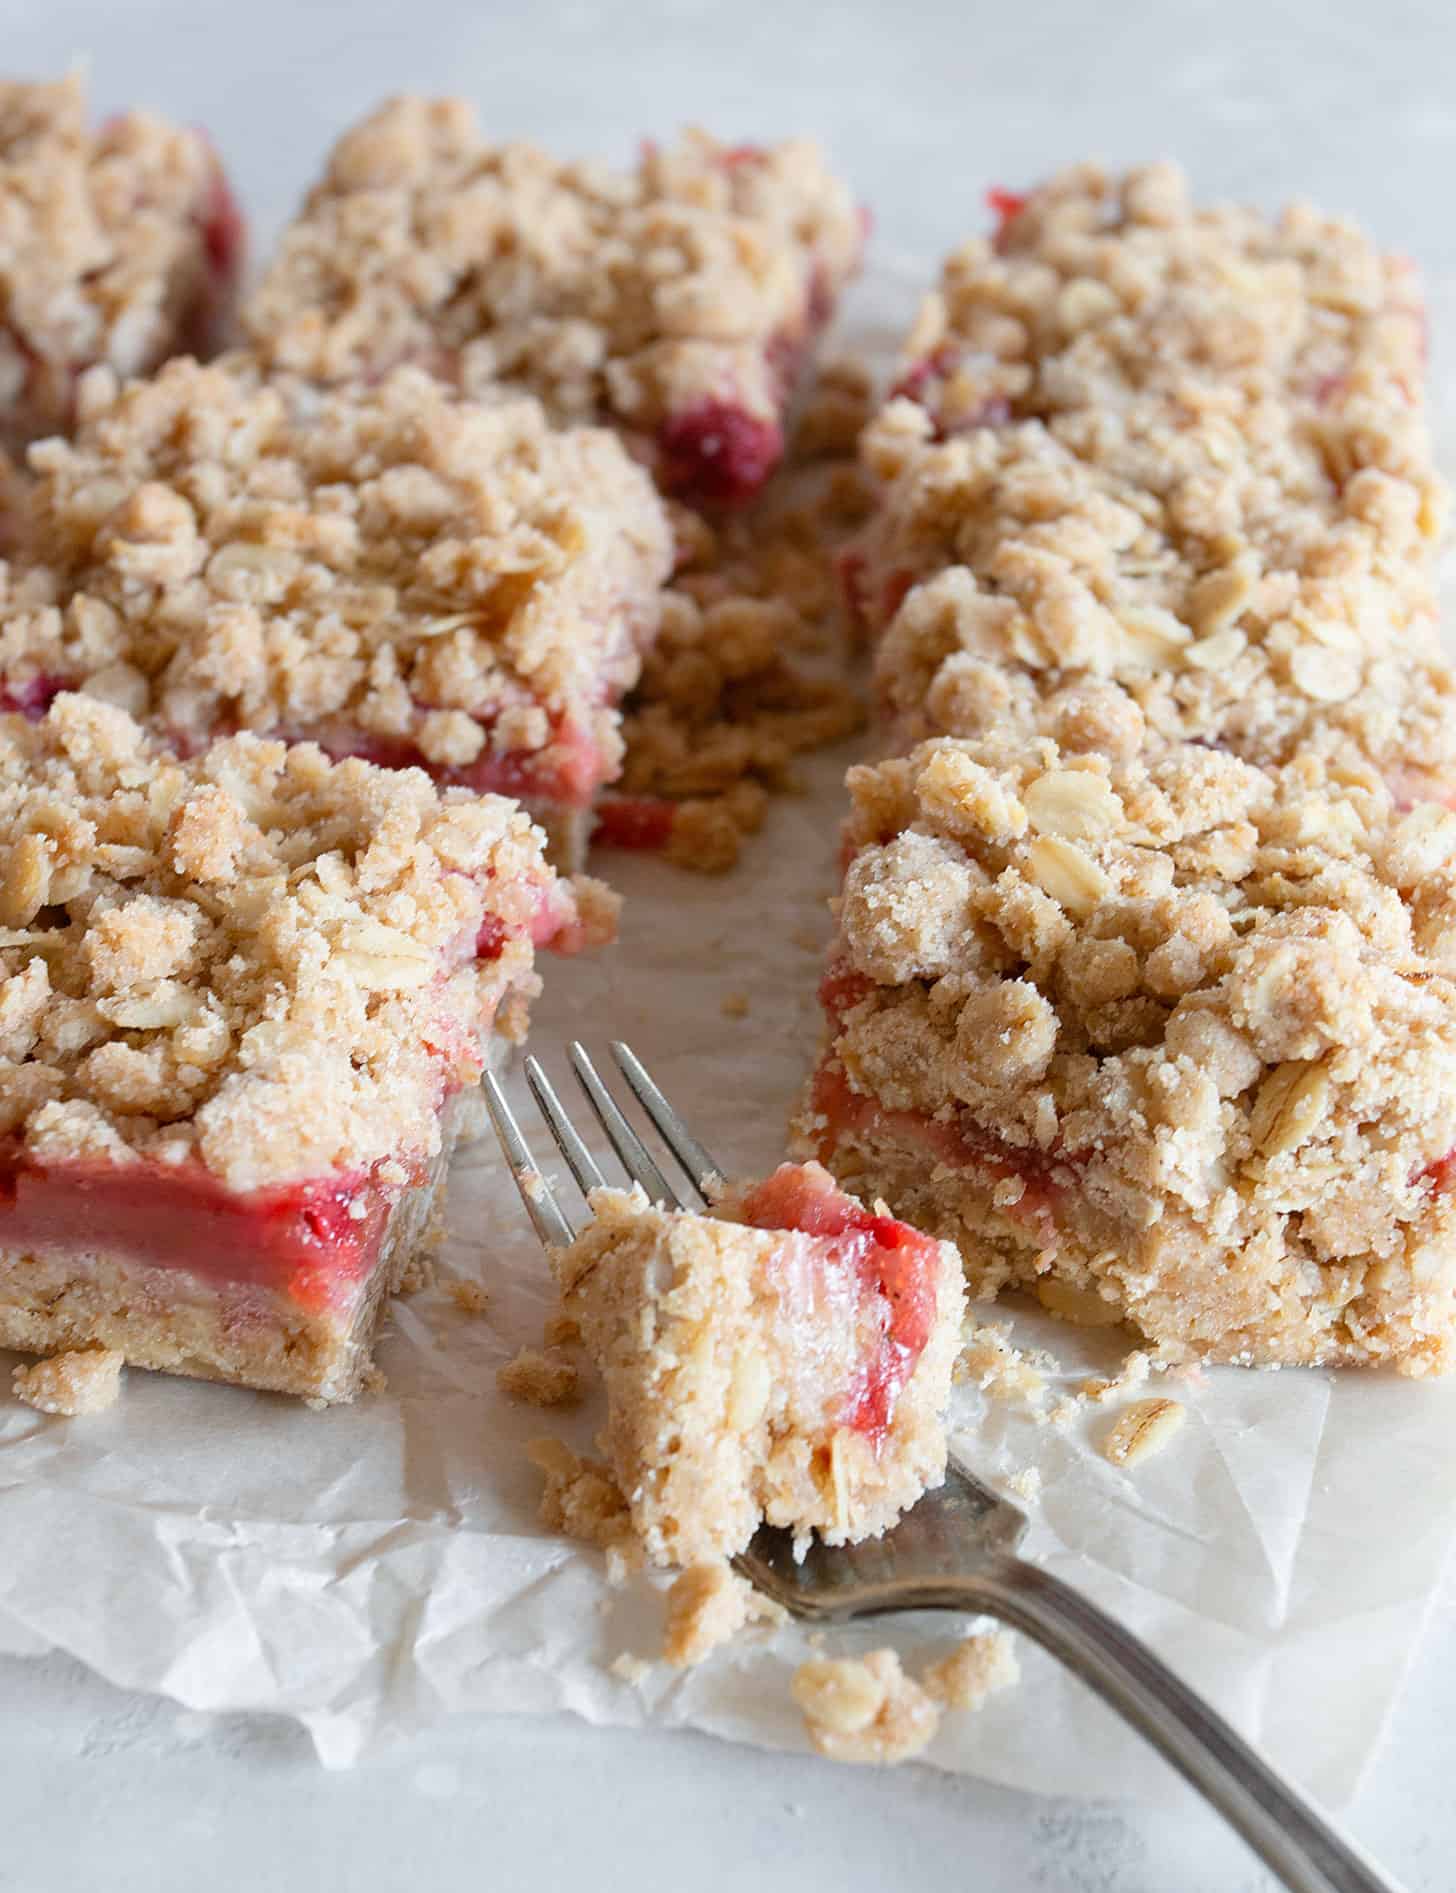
(528, 1437, 637, 1554)
(497, 1347, 581, 1407)
(662, 1561, 785, 1667)
(446, 1279, 489, 1316)
(1007, 1467, 1042, 1503)
(1101, 1398, 1187, 1468)
(791, 1649, 939, 1765)
(1079, 1350, 1153, 1404)
(12, 1346, 124, 1416)
(956, 1321, 1047, 1409)
(543, 1311, 583, 1350)
(920, 1632, 1020, 1711)
(720, 991, 751, 1019)
(609, 1652, 651, 1685)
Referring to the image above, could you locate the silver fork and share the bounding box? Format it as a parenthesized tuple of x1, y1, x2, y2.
(483, 1042, 1401, 1893)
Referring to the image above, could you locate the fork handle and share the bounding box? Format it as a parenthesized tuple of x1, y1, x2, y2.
(934, 1556, 1400, 1893)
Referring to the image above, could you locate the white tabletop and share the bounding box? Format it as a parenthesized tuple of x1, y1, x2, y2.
(7, 0, 1456, 1886)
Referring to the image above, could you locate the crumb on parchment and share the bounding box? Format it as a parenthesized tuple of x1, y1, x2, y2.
(663, 1561, 786, 1668)
(12, 1346, 123, 1415)
(497, 1348, 581, 1407)
(791, 1649, 939, 1765)
(920, 1631, 1020, 1710)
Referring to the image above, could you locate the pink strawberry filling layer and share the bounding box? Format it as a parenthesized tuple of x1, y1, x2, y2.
(737, 1161, 942, 1447)
(314, 709, 608, 810)
(0, 1144, 404, 1314)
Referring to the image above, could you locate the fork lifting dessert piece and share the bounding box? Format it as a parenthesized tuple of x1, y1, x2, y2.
(797, 733, 1456, 1375)
(852, 161, 1455, 798)
(9, 355, 673, 869)
(244, 95, 864, 507)
(0, 694, 611, 1401)
(0, 73, 242, 454)
(552, 1162, 966, 1564)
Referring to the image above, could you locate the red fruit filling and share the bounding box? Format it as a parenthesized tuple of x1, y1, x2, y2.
(592, 795, 677, 853)
(657, 399, 786, 507)
(0, 1143, 420, 1314)
(987, 185, 1029, 248)
(307, 709, 608, 810)
(738, 1161, 942, 1444)
(0, 674, 73, 720)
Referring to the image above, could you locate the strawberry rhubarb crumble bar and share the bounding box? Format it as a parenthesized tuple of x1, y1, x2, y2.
(7, 355, 673, 869)
(0, 694, 610, 1401)
(550, 1162, 966, 1564)
(853, 162, 1454, 799)
(0, 74, 242, 455)
(244, 95, 864, 506)
(798, 733, 1456, 1375)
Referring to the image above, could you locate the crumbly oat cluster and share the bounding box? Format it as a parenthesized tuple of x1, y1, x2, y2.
(549, 1172, 965, 1566)
(0, 694, 607, 1191)
(11, 1342, 124, 1414)
(7, 356, 672, 800)
(857, 162, 1453, 792)
(804, 732, 1456, 1372)
(244, 95, 862, 481)
(0, 74, 240, 454)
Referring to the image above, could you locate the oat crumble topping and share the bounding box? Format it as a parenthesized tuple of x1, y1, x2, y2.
(245, 96, 862, 465)
(11, 355, 672, 799)
(496, 1345, 581, 1406)
(920, 1630, 1020, 1710)
(792, 1649, 939, 1765)
(1101, 1396, 1187, 1466)
(859, 162, 1453, 793)
(0, 694, 594, 1191)
(0, 74, 239, 454)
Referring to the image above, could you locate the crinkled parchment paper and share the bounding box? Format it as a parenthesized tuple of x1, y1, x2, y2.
(4, 261, 1456, 1803)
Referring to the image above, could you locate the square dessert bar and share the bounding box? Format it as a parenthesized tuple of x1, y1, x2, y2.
(853, 162, 1455, 798)
(244, 95, 864, 506)
(796, 734, 1456, 1375)
(552, 1162, 966, 1565)
(0, 73, 243, 455)
(0, 693, 611, 1402)
(10, 355, 674, 870)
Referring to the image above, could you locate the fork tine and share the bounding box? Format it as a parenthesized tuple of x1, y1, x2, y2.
(609, 1041, 721, 1201)
(481, 1069, 579, 1248)
(567, 1042, 682, 1208)
(523, 1055, 608, 1197)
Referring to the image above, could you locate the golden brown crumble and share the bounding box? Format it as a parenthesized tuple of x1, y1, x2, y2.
(13, 356, 672, 801)
(859, 162, 1453, 794)
(805, 728, 1456, 1371)
(792, 1650, 939, 1765)
(446, 1278, 489, 1316)
(920, 1631, 1020, 1710)
(0, 74, 237, 454)
(661, 1561, 784, 1668)
(11, 1343, 124, 1414)
(496, 1346, 581, 1406)
(245, 96, 862, 449)
(527, 1436, 637, 1554)
(0, 694, 592, 1190)
(549, 1173, 965, 1565)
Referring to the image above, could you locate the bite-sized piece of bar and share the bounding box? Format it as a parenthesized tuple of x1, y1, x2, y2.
(10, 356, 674, 870)
(244, 95, 864, 507)
(796, 733, 1456, 1376)
(851, 162, 1454, 795)
(0, 73, 243, 454)
(551, 1162, 966, 1565)
(0, 694, 612, 1401)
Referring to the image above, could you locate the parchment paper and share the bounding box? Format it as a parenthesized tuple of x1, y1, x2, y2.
(4, 262, 1456, 1804)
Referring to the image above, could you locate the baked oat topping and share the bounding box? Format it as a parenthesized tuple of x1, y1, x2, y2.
(244, 96, 863, 499)
(661, 1561, 783, 1668)
(807, 732, 1456, 1372)
(0, 74, 242, 453)
(1100, 1396, 1186, 1467)
(0, 694, 598, 1190)
(859, 162, 1453, 790)
(12, 357, 673, 802)
(11, 1342, 124, 1414)
(496, 1345, 581, 1406)
(919, 1630, 1019, 1710)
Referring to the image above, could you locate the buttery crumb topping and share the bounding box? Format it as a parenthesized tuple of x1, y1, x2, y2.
(0, 73, 236, 451)
(860, 161, 1453, 792)
(0, 694, 606, 1191)
(8, 355, 673, 784)
(244, 95, 862, 440)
